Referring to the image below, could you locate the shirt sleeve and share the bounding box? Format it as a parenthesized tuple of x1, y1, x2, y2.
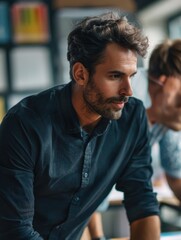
(0, 113, 44, 240)
(159, 129, 181, 178)
(115, 104, 159, 223)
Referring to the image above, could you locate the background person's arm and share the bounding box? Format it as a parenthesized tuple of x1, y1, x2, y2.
(147, 105, 181, 131)
(87, 212, 105, 239)
(130, 215, 160, 240)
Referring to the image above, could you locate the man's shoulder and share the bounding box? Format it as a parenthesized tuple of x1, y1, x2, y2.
(32, 83, 68, 102)
(6, 83, 70, 123)
(117, 96, 147, 128)
(128, 96, 143, 104)
(125, 96, 145, 111)
(12, 84, 68, 110)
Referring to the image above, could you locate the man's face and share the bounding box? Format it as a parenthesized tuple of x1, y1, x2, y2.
(163, 76, 181, 108)
(149, 75, 181, 109)
(82, 43, 137, 120)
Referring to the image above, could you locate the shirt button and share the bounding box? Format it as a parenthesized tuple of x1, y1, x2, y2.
(56, 225, 61, 230)
(84, 172, 88, 178)
(74, 196, 80, 202)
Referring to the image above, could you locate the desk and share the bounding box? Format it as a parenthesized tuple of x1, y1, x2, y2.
(111, 232, 181, 239)
(161, 231, 181, 239)
(81, 182, 181, 240)
(107, 183, 181, 239)
(111, 238, 128, 240)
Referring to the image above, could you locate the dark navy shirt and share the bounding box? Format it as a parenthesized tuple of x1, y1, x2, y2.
(0, 82, 159, 240)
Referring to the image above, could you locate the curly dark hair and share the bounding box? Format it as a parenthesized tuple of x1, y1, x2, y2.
(148, 39, 181, 79)
(67, 11, 149, 81)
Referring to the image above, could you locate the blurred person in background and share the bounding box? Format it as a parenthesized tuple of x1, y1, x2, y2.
(146, 39, 181, 201)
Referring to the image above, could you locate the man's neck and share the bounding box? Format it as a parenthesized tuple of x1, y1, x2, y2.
(71, 83, 101, 133)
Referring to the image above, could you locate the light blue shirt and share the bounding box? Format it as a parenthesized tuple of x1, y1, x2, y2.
(160, 129, 181, 178)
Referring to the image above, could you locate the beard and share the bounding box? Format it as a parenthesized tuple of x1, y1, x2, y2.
(83, 77, 129, 120)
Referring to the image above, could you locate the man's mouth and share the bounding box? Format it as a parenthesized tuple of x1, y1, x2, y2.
(119, 95, 129, 103)
(110, 96, 129, 110)
(109, 96, 129, 104)
(113, 102, 125, 109)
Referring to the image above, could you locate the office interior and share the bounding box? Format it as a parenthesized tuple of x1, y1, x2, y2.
(0, 0, 181, 239)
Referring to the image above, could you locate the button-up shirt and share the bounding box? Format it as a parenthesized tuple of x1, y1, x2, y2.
(0, 82, 159, 240)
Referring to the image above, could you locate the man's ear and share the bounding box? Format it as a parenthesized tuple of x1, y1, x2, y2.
(158, 75, 167, 86)
(72, 62, 89, 86)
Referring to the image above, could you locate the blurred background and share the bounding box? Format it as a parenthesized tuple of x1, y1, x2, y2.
(0, 0, 181, 238)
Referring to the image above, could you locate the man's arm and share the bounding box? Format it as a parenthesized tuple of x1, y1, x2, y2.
(0, 114, 43, 240)
(116, 101, 160, 239)
(130, 215, 160, 240)
(166, 174, 181, 201)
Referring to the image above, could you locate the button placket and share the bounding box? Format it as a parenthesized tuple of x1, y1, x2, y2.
(84, 172, 88, 178)
(72, 195, 80, 205)
(81, 141, 91, 188)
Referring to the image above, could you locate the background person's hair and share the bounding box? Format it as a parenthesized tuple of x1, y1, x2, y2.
(148, 39, 181, 79)
(67, 11, 149, 81)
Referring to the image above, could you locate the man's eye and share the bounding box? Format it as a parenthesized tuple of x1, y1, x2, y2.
(110, 74, 120, 79)
(130, 75, 135, 80)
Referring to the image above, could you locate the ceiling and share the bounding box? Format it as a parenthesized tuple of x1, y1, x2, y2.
(53, 0, 179, 16)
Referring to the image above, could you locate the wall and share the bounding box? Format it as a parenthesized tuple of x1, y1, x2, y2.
(137, 0, 181, 68)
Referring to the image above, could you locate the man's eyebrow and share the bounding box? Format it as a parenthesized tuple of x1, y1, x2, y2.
(107, 70, 126, 76)
(107, 70, 137, 77)
(131, 71, 137, 77)
(108, 70, 122, 74)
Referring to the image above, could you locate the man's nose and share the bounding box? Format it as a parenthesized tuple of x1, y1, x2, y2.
(119, 78, 133, 96)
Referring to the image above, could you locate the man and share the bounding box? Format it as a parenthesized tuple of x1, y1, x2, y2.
(0, 12, 160, 240)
